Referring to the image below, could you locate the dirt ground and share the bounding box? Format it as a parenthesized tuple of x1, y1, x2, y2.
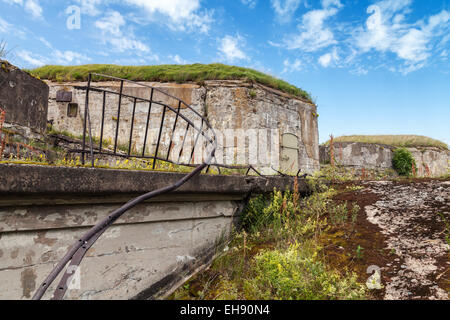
(322, 178, 449, 300)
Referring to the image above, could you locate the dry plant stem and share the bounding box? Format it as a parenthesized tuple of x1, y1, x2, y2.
(0, 108, 5, 158)
(330, 134, 335, 167)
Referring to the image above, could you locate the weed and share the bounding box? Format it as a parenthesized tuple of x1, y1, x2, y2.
(355, 245, 364, 260)
(172, 183, 368, 300)
(244, 242, 366, 300)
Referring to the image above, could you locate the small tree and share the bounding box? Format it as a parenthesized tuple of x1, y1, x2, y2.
(392, 148, 416, 176)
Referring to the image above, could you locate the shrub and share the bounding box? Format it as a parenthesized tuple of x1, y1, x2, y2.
(392, 148, 416, 176)
(244, 243, 366, 300)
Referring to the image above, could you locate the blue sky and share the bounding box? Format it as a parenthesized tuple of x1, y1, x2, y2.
(1, 0, 449, 145)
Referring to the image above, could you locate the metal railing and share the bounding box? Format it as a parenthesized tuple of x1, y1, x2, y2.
(32, 73, 304, 300)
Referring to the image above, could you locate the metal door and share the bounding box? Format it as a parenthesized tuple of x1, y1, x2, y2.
(280, 133, 299, 174)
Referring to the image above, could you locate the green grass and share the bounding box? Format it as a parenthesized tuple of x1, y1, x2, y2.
(29, 63, 313, 102)
(171, 185, 368, 300)
(324, 135, 448, 150)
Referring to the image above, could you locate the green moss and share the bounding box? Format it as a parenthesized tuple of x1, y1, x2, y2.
(29, 63, 313, 103)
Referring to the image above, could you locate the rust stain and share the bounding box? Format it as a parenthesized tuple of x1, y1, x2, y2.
(10, 248, 19, 259)
(232, 87, 249, 128)
(23, 250, 35, 265)
(298, 108, 317, 159)
(34, 231, 57, 247)
(20, 268, 37, 299)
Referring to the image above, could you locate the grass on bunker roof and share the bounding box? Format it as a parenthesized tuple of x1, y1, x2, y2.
(29, 63, 313, 103)
(323, 135, 448, 150)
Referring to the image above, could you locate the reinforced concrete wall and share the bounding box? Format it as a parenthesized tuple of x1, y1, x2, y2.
(46, 80, 320, 174)
(0, 60, 48, 133)
(0, 164, 307, 300)
(320, 142, 449, 177)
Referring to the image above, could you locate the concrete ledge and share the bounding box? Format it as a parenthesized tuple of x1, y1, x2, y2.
(0, 163, 310, 300)
(0, 164, 307, 196)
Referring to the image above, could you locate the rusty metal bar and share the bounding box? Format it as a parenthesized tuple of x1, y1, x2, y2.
(142, 88, 154, 157)
(99, 91, 106, 152)
(114, 80, 124, 154)
(189, 119, 203, 164)
(153, 105, 166, 169)
(177, 123, 190, 163)
(128, 97, 137, 156)
(166, 101, 181, 161)
(81, 74, 91, 165)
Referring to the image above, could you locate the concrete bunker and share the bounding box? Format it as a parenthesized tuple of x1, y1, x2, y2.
(46, 79, 320, 174)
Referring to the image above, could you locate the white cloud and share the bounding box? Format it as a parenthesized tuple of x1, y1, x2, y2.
(53, 50, 91, 65)
(241, 0, 257, 9)
(16, 47, 91, 67)
(282, 58, 303, 73)
(350, 66, 369, 75)
(1, 0, 43, 19)
(24, 0, 42, 18)
(318, 47, 339, 67)
(218, 35, 248, 63)
(0, 16, 26, 38)
(95, 11, 152, 54)
(16, 50, 45, 66)
(0, 17, 11, 33)
(95, 10, 124, 37)
(319, 52, 331, 67)
(355, 0, 450, 73)
(169, 54, 188, 64)
(38, 37, 52, 49)
(321, 0, 342, 8)
(73, 0, 103, 16)
(271, 0, 303, 23)
(124, 0, 213, 33)
(283, 1, 342, 51)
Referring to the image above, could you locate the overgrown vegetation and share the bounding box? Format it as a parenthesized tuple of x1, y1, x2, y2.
(323, 135, 448, 150)
(392, 148, 416, 176)
(171, 181, 368, 300)
(29, 63, 312, 102)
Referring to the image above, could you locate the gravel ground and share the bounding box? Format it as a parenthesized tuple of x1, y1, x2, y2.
(363, 180, 449, 300)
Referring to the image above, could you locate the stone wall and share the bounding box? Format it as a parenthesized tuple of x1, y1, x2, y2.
(0, 164, 308, 300)
(320, 142, 449, 177)
(46, 80, 320, 174)
(0, 60, 48, 133)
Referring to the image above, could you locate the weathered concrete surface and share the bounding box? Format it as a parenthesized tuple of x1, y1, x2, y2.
(320, 142, 449, 177)
(408, 147, 450, 177)
(0, 163, 307, 196)
(0, 60, 49, 133)
(363, 180, 449, 300)
(46, 80, 320, 174)
(0, 164, 307, 300)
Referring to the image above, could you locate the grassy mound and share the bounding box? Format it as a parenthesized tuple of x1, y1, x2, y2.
(324, 135, 448, 150)
(29, 63, 312, 102)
